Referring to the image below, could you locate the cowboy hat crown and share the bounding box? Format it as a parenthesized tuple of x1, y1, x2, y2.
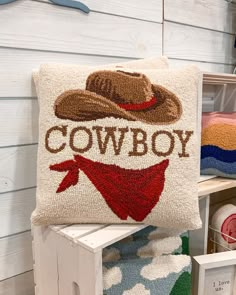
(54, 70, 182, 125)
(86, 70, 154, 105)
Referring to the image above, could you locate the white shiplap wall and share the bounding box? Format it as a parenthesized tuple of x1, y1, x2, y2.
(0, 1, 163, 294)
(0, 0, 235, 294)
(165, 0, 236, 72)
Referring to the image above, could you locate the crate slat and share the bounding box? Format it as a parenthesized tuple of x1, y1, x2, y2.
(77, 224, 146, 252)
(56, 224, 107, 241)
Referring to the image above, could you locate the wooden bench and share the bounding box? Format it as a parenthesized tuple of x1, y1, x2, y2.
(32, 177, 236, 295)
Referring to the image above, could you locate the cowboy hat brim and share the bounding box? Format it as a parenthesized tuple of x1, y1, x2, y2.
(54, 84, 182, 125)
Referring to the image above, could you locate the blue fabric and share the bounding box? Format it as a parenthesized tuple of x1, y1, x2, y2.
(104, 259, 191, 295)
(104, 226, 186, 261)
(49, 0, 90, 13)
(103, 226, 191, 295)
(105, 227, 158, 260)
(0, 0, 90, 13)
(201, 168, 236, 179)
(201, 157, 236, 175)
(0, 0, 17, 4)
(201, 145, 236, 163)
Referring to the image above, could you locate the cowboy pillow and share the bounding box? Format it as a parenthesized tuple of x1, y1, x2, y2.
(33, 56, 169, 93)
(32, 64, 202, 230)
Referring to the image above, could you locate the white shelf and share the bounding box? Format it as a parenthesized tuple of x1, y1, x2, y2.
(198, 177, 236, 197)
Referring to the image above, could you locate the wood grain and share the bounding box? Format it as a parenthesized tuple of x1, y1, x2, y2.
(0, 188, 36, 238)
(198, 177, 236, 197)
(56, 224, 105, 242)
(0, 48, 132, 98)
(210, 187, 236, 208)
(77, 224, 146, 252)
(0, 99, 39, 147)
(0, 271, 34, 295)
(33, 227, 60, 295)
(169, 58, 234, 74)
(165, 0, 236, 33)
(164, 22, 236, 64)
(0, 145, 37, 193)
(189, 196, 210, 256)
(40, 0, 163, 22)
(1, 50, 233, 99)
(0, 0, 162, 58)
(0, 231, 33, 280)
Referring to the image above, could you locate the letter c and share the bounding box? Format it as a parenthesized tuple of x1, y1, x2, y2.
(45, 125, 67, 153)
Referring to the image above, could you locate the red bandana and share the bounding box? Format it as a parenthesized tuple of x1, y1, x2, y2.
(50, 155, 169, 221)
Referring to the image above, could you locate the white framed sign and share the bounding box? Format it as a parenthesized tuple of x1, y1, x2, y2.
(193, 251, 236, 295)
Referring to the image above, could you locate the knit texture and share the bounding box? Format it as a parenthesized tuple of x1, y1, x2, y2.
(31, 64, 202, 229)
(103, 226, 191, 295)
(33, 56, 169, 92)
(201, 112, 236, 179)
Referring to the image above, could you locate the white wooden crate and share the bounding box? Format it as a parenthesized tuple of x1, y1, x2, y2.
(32, 177, 236, 295)
(32, 224, 146, 295)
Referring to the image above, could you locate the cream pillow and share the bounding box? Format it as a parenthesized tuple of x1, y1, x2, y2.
(32, 64, 202, 230)
(33, 56, 169, 91)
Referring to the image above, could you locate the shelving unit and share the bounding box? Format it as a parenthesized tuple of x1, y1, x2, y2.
(198, 177, 236, 197)
(190, 72, 236, 259)
(202, 72, 236, 112)
(189, 178, 236, 257)
(190, 177, 236, 256)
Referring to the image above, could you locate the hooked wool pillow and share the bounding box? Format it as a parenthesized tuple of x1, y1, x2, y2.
(32, 64, 202, 230)
(33, 56, 169, 91)
(103, 227, 191, 295)
(201, 112, 236, 179)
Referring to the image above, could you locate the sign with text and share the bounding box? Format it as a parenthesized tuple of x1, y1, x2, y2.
(205, 265, 235, 295)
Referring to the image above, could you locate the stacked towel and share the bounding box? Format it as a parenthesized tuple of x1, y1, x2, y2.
(103, 226, 191, 295)
(201, 112, 236, 179)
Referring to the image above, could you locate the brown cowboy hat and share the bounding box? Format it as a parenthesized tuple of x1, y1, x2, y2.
(54, 70, 182, 125)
